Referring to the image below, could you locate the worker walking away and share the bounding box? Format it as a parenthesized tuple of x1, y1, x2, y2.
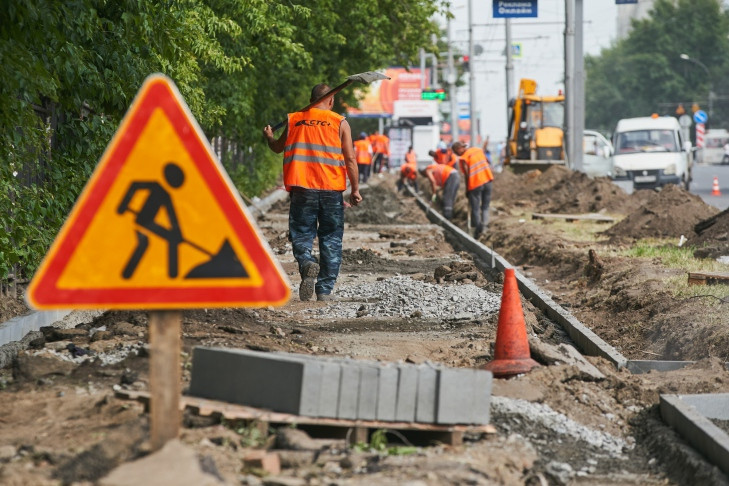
(452, 141, 493, 239)
(397, 146, 418, 193)
(263, 83, 362, 301)
(354, 132, 373, 183)
(369, 130, 390, 174)
(422, 162, 459, 220)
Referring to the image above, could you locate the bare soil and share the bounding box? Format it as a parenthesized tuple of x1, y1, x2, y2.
(1, 171, 729, 485)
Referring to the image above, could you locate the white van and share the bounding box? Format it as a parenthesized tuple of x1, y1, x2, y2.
(611, 116, 693, 190)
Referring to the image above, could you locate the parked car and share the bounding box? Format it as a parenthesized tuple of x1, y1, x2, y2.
(581, 129, 614, 178)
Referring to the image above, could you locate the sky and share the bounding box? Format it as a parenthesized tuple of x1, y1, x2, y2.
(441, 0, 619, 142)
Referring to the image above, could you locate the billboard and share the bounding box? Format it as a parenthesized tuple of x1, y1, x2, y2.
(347, 68, 427, 117)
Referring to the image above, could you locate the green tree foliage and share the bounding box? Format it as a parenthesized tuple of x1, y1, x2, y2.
(585, 0, 729, 133)
(0, 0, 442, 278)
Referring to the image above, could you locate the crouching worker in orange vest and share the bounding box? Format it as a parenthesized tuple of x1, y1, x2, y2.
(354, 132, 373, 184)
(452, 141, 493, 239)
(397, 146, 419, 193)
(422, 163, 459, 220)
(263, 84, 362, 302)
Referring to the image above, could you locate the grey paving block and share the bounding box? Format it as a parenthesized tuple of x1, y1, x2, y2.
(357, 364, 379, 421)
(471, 369, 493, 424)
(437, 368, 474, 424)
(318, 361, 342, 418)
(415, 364, 438, 423)
(395, 364, 418, 422)
(189, 347, 323, 417)
(337, 365, 360, 420)
(376, 364, 398, 421)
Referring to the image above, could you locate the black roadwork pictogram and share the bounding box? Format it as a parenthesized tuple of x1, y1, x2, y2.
(116, 162, 248, 280)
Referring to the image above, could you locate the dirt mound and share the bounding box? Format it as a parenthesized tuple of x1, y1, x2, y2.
(691, 207, 729, 259)
(346, 177, 428, 225)
(342, 248, 385, 266)
(493, 166, 648, 215)
(602, 184, 719, 241)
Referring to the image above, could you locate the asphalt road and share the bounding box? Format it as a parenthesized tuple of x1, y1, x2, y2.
(691, 162, 729, 210)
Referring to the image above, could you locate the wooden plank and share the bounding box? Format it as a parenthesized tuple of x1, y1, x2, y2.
(531, 213, 615, 223)
(115, 390, 496, 435)
(688, 272, 729, 286)
(148, 311, 182, 451)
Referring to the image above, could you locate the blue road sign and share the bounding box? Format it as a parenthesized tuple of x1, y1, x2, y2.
(616, 1, 638, 4)
(493, 0, 538, 18)
(693, 110, 708, 124)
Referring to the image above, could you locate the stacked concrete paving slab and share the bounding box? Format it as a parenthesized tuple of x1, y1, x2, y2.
(189, 347, 492, 425)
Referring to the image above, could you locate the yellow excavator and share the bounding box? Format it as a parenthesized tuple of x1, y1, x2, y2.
(505, 79, 565, 172)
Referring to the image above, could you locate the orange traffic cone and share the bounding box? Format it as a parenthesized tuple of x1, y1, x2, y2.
(712, 176, 721, 196)
(482, 268, 540, 378)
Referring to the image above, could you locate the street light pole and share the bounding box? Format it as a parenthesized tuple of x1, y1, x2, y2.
(680, 53, 713, 118)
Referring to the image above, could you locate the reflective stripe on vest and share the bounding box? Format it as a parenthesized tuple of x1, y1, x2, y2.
(284, 108, 346, 191)
(428, 164, 455, 187)
(461, 147, 493, 191)
(354, 139, 372, 164)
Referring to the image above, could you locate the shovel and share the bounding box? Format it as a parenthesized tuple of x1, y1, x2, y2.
(270, 71, 390, 132)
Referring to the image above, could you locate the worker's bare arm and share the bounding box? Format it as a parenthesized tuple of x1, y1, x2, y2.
(263, 125, 287, 154)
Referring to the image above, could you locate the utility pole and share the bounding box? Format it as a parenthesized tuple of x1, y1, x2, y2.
(574, 0, 584, 172)
(505, 18, 514, 112)
(564, 0, 575, 170)
(420, 47, 426, 90)
(564, 0, 584, 172)
(448, 16, 458, 143)
(468, 0, 477, 146)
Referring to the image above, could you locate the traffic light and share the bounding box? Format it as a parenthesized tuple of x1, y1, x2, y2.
(462, 55, 469, 71)
(421, 88, 446, 101)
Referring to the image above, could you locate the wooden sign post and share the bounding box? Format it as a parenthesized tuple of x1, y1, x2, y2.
(149, 311, 182, 450)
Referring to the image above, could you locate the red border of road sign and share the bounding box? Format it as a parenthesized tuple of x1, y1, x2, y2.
(27, 75, 290, 309)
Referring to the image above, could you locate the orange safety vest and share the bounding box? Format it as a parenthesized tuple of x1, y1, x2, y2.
(427, 164, 455, 188)
(370, 134, 389, 155)
(405, 151, 417, 165)
(435, 149, 457, 168)
(283, 108, 346, 191)
(354, 139, 372, 164)
(401, 161, 417, 180)
(459, 147, 493, 191)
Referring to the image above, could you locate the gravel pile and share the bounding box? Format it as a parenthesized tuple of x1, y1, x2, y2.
(491, 396, 631, 457)
(306, 275, 501, 320)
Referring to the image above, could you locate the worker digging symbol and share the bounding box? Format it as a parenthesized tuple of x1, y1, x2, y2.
(116, 162, 248, 280)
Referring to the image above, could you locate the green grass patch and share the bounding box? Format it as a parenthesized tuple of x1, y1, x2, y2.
(619, 239, 727, 272)
(664, 274, 729, 304)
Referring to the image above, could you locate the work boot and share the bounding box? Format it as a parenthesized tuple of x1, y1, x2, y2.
(299, 262, 319, 301)
(316, 293, 337, 302)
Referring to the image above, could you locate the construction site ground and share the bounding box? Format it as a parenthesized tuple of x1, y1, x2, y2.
(2, 167, 729, 485)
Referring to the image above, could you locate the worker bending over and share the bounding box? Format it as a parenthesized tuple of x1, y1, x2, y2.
(398, 146, 418, 192)
(263, 84, 362, 301)
(452, 141, 493, 239)
(422, 162, 459, 220)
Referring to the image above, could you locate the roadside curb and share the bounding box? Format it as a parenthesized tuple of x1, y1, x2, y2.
(660, 393, 729, 478)
(0, 310, 71, 347)
(406, 186, 629, 369)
